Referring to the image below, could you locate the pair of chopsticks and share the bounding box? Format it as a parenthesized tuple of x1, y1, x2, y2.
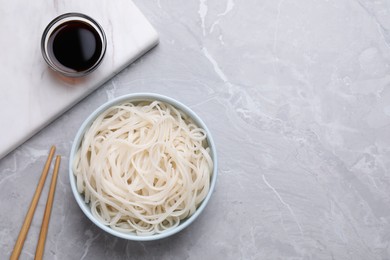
(11, 146, 61, 260)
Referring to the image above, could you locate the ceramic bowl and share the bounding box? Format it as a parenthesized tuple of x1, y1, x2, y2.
(69, 93, 217, 241)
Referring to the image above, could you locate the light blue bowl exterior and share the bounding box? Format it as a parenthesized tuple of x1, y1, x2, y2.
(69, 93, 218, 241)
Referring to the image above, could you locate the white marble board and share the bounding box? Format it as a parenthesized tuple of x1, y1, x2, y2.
(0, 0, 158, 159)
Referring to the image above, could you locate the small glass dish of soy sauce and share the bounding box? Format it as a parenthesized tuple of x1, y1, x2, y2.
(41, 13, 107, 77)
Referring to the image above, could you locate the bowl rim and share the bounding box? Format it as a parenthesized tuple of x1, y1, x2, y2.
(69, 93, 218, 241)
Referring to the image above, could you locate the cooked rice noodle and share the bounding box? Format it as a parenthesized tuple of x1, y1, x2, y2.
(73, 101, 213, 235)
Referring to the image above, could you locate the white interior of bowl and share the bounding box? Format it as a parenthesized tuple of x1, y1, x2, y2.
(69, 93, 218, 241)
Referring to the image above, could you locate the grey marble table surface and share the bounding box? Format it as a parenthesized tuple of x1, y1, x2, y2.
(1, 0, 390, 259)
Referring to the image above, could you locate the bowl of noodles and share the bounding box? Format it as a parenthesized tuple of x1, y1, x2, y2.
(69, 93, 217, 241)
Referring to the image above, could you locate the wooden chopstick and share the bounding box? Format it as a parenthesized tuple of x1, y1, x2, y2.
(35, 155, 61, 260)
(10, 146, 56, 260)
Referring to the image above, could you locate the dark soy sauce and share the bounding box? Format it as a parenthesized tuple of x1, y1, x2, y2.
(47, 21, 102, 72)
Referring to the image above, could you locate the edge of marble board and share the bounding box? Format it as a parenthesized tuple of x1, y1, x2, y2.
(0, 36, 159, 161)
